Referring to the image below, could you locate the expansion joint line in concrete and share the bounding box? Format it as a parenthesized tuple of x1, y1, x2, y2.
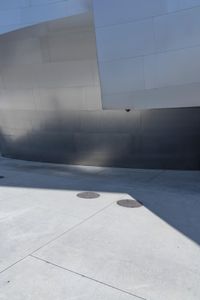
(30, 254, 146, 300)
(30, 201, 116, 255)
(0, 201, 115, 275)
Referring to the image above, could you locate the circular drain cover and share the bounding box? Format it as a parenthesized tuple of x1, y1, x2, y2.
(0, 176, 4, 179)
(77, 192, 100, 199)
(117, 199, 143, 208)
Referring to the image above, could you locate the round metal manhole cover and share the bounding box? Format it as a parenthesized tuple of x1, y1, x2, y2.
(117, 199, 143, 208)
(0, 176, 5, 179)
(77, 192, 100, 199)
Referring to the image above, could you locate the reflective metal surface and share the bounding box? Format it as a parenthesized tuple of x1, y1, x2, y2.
(93, 0, 200, 109)
(0, 0, 92, 34)
(0, 7, 200, 170)
(0, 105, 199, 170)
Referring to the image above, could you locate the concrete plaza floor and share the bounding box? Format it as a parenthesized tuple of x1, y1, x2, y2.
(0, 156, 199, 300)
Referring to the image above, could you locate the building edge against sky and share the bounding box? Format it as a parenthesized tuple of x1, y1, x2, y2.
(0, 0, 199, 169)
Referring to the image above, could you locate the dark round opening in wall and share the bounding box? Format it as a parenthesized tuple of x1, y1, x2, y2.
(77, 192, 100, 199)
(117, 199, 143, 208)
(0, 176, 5, 179)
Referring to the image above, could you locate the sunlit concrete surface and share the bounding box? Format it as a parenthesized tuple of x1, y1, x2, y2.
(0, 156, 200, 300)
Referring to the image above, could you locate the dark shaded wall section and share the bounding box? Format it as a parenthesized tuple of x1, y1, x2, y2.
(0, 107, 200, 170)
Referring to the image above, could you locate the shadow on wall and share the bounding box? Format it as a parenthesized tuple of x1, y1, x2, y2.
(0, 106, 200, 170)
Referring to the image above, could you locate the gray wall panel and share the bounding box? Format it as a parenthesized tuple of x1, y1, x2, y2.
(167, 0, 200, 11)
(155, 47, 200, 88)
(154, 6, 200, 51)
(0, 106, 199, 170)
(93, 0, 167, 27)
(96, 19, 155, 62)
(0, 9, 200, 170)
(93, 0, 200, 109)
(0, 0, 92, 34)
(99, 57, 145, 95)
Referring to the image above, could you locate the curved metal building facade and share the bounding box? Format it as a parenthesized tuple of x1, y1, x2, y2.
(0, 0, 200, 169)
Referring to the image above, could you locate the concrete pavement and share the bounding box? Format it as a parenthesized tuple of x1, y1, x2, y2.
(0, 157, 199, 299)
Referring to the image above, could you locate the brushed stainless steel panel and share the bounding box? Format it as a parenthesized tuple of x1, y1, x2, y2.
(0, 37, 43, 65)
(96, 18, 155, 62)
(155, 47, 200, 88)
(102, 83, 200, 109)
(154, 6, 200, 52)
(99, 57, 145, 95)
(93, 0, 167, 27)
(1, 104, 200, 170)
(47, 30, 97, 62)
(1, 65, 36, 89)
(0, 7, 200, 170)
(0, 0, 92, 34)
(34, 87, 86, 111)
(93, 0, 200, 109)
(32, 60, 98, 88)
(0, 89, 36, 110)
(167, 0, 200, 11)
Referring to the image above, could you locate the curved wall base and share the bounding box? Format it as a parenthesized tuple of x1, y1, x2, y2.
(0, 107, 200, 170)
